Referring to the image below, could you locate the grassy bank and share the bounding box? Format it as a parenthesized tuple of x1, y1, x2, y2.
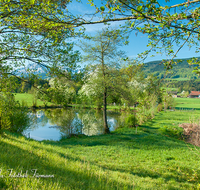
(1, 109, 200, 189)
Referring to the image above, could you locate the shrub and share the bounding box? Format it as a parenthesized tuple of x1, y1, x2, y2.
(0, 93, 30, 134)
(157, 103, 163, 112)
(125, 114, 137, 127)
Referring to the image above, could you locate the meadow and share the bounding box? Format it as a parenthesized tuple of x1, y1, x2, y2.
(1, 103, 200, 189)
(14, 93, 55, 108)
(174, 97, 200, 109)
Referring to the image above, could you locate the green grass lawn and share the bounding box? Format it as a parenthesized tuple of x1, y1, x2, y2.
(174, 97, 200, 109)
(1, 109, 200, 189)
(165, 78, 191, 81)
(14, 93, 55, 108)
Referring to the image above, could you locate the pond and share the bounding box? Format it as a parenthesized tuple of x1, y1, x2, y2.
(23, 108, 126, 141)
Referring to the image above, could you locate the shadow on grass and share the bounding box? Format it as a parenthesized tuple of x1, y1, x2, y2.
(1, 136, 138, 190)
(39, 127, 188, 150)
(6, 134, 199, 189)
(175, 107, 200, 111)
(2, 132, 200, 189)
(0, 179, 8, 190)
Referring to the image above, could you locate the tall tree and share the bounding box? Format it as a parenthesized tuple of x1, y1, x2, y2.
(48, 76, 76, 106)
(79, 28, 126, 134)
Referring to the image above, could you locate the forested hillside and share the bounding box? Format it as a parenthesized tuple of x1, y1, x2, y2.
(142, 57, 200, 79)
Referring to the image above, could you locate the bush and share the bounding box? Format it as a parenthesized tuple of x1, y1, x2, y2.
(125, 114, 137, 127)
(157, 103, 163, 112)
(0, 93, 30, 134)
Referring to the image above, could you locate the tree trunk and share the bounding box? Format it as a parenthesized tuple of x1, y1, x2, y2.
(101, 42, 110, 134)
(103, 87, 110, 134)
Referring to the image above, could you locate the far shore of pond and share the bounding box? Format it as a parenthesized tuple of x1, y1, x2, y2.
(25, 104, 136, 112)
(15, 93, 200, 111)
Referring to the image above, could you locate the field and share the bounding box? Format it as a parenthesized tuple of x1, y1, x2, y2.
(174, 97, 200, 109)
(14, 93, 55, 107)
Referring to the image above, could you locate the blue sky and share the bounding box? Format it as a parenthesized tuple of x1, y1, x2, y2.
(68, 0, 199, 65)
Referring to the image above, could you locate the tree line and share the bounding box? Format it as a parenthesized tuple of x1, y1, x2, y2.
(163, 79, 200, 92)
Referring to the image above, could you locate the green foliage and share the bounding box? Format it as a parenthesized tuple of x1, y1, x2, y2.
(28, 86, 39, 108)
(126, 74, 161, 124)
(0, 1, 80, 102)
(160, 90, 176, 110)
(46, 77, 76, 107)
(0, 93, 30, 133)
(78, 28, 128, 133)
(137, 102, 157, 124)
(157, 103, 163, 112)
(87, 1, 200, 73)
(124, 114, 137, 127)
(1, 0, 200, 85)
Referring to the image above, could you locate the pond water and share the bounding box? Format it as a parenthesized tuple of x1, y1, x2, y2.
(23, 108, 126, 141)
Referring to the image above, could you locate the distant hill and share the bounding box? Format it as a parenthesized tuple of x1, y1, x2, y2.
(142, 57, 200, 80)
(15, 58, 199, 80)
(15, 63, 84, 80)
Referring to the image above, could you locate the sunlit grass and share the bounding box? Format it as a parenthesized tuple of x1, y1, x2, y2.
(1, 109, 200, 189)
(174, 97, 200, 109)
(14, 93, 55, 108)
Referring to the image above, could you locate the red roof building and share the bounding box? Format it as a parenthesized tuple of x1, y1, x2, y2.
(188, 91, 200, 98)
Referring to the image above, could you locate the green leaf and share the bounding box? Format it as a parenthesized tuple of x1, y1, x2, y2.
(100, 6, 105, 11)
(30, 0, 35, 4)
(137, 6, 143, 12)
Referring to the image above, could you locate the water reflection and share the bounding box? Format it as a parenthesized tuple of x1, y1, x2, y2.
(23, 108, 123, 141)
